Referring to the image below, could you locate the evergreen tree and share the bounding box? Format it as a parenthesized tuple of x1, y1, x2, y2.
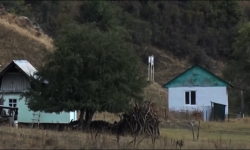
(20, 23, 147, 127)
(223, 22, 250, 113)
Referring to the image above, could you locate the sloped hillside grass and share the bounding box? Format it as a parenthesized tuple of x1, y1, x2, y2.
(0, 13, 53, 70)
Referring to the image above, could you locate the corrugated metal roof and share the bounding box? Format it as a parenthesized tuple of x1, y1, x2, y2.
(0, 73, 31, 92)
(0, 60, 48, 87)
(13, 60, 37, 77)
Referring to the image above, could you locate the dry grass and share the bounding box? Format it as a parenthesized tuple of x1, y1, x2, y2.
(142, 45, 189, 85)
(1, 118, 250, 149)
(78, 84, 250, 149)
(93, 112, 120, 123)
(0, 13, 54, 70)
(142, 45, 227, 85)
(162, 118, 250, 149)
(87, 81, 250, 148)
(0, 13, 54, 50)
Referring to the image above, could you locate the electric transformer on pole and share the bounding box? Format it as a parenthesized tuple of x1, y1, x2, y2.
(148, 55, 154, 82)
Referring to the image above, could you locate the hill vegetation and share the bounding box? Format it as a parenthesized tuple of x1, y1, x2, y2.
(1, 0, 250, 114)
(0, 11, 53, 70)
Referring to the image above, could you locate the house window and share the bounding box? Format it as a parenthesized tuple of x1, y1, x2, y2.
(9, 99, 17, 107)
(185, 91, 196, 105)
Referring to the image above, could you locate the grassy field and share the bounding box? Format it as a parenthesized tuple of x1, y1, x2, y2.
(0, 118, 250, 149)
(160, 118, 250, 149)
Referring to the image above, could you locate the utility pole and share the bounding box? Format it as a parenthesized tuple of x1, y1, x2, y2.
(148, 56, 150, 81)
(148, 55, 154, 82)
(151, 55, 155, 82)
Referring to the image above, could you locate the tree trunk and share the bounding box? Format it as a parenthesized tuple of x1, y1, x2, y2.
(79, 108, 85, 130)
(241, 90, 244, 118)
(85, 108, 95, 127)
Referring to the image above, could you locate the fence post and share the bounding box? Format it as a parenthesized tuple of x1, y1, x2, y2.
(165, 108, 167, 120)
(206, 110, 207, 121)
(228, 114, 229, 123)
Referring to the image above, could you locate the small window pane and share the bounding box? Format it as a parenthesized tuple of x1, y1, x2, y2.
(185, 92, 189, 104)
(191, 91, 196, 105)
(13, 99, 17, 103)
(13, 104, 16, 107)
(9, 104, 12, 107)
(9, 99, 12, 103)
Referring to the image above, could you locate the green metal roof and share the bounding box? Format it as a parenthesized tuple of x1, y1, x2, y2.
(163, 64, 233, 88)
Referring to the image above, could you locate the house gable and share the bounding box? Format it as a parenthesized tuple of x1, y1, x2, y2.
(0, 60, 37, 93)
(163, 64, 232, 88)
(0, 60, 37, 78)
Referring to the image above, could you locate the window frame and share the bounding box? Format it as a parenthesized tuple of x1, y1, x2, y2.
(184, 90, 196, 106)
(9, 99, 17, 108)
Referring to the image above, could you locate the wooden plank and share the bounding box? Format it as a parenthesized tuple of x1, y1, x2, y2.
(0, 106, 18, 110)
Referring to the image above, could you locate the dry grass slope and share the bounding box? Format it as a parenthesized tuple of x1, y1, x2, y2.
(141, 45, 227, 86)
(0, 13, 54, 70)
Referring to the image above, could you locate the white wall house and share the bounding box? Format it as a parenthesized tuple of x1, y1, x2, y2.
(162, 64, 233, 121)
(0, 60, 77, 124)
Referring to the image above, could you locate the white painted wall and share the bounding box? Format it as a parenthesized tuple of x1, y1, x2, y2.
(70, 111, 77, 121)
(168, 87, 228, 121)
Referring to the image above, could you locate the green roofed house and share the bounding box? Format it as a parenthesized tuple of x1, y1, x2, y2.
(0, 60, 77, 125)
(162, 64, 233, 121)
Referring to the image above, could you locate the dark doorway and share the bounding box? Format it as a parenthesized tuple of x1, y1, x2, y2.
(211, 102, 226, 121)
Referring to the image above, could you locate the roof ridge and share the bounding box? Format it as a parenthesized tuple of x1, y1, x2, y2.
(162, 64, 233, 88)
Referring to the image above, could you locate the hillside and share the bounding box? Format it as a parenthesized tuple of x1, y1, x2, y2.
(0, 12, 53, 70)
(0, 12, 227, 84)
(0, 9, 227, 90)
(0, 1, 236, 83)
(0, 1, 247, 114)
(0, 11, 230, 120)
(142, 45, 227, 85)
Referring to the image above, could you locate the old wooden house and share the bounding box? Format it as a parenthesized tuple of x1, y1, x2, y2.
(163, 64, 233, 121)
(0, 60, 77, 124)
